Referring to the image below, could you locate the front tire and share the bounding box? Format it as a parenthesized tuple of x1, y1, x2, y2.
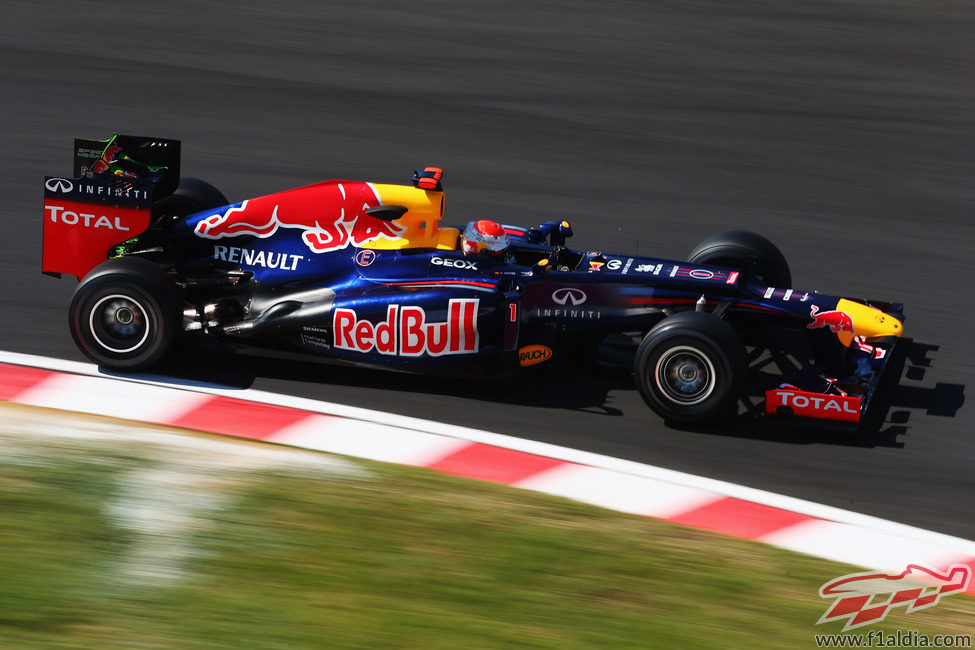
(69, 258, 181, 370)
(688, 229, 791, 288)
(634, 311, 746, 425)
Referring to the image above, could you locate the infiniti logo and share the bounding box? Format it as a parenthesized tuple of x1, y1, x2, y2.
(45, 177, 74, 193)
(552, 288, 587, 305)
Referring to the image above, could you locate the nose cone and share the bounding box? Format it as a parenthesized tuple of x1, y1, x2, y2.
(836, 298, 904, 345)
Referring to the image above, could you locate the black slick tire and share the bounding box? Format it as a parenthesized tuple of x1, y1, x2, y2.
(152, 176, 229, 219)
(688, 229, 791, 288)
(634, 311, 746, 425)
(69, 258, 181, 370)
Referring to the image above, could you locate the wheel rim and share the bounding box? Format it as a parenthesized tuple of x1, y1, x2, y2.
(653, 345, 716, 405)
(89, 294, 151, 354)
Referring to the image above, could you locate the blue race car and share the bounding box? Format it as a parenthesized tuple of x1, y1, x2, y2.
(43, 135, 905, 427)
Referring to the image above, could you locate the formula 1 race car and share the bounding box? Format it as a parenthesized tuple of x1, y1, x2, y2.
(42, 134, 905, 427)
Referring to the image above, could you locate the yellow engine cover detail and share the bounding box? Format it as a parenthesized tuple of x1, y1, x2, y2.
(361, 184, 457, 250)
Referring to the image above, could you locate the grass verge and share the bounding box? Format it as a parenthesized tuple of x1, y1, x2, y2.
(0, 405, 972, 649)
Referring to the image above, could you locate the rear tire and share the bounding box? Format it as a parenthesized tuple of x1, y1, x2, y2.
(69, 258, 181, 370)
(634, 311, 746, 425)
(152, 176, 229, 219)
(688, 229, 791, 288)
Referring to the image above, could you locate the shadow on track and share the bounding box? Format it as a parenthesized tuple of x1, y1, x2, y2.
(143, 347, 635, 417)
(130, 338, 962, 448)
(670, 339, 965, 449)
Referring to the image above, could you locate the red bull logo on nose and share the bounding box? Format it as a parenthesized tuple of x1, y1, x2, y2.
(807, 304, 855, 333)
(193, 181, 405, 253)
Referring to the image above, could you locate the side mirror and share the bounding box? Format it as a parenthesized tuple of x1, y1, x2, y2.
(550, 220, 573, 246)
(532, 257, 551, 274)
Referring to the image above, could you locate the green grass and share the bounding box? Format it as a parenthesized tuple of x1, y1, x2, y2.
(0, 407, 972, 649)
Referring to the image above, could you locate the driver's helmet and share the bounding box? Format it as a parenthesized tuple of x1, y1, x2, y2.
(461, 219, 510, 259)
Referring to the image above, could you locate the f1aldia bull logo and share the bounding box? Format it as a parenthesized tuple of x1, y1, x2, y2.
(818, 564, 971, 631)
(193, 181, 405, 253)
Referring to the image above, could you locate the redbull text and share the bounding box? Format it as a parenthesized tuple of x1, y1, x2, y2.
(333, 299, 479, 357)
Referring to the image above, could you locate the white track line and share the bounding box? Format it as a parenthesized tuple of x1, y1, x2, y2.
(2, 349, 974, 569)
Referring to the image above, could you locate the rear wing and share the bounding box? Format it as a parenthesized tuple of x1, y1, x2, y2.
(42, 134, 180, 280)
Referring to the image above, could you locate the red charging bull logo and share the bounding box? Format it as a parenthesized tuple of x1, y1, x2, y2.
(807, 304, 855, 333)
(333, 299, 479, 357)
(818, 564, 971, 631)
(194, 181, 405, 253)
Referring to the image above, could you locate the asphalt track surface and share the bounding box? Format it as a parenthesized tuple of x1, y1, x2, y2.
(1, 2, 972, 538)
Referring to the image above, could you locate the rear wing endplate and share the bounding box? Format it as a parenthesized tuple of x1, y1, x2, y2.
(42, 134, 180, 280)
